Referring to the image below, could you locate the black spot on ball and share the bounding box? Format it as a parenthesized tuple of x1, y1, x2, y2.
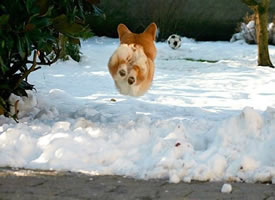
(173, 41, 178, 47)
(171, 35, 176, 39)
(168, 40, 171, 44)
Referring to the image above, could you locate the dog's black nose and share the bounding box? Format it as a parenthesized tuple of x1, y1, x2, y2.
(128, 77, 135, 85)
(119, 69, 126, 77)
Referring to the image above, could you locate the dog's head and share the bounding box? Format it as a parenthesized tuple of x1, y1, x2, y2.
(117, 23, 157, 61)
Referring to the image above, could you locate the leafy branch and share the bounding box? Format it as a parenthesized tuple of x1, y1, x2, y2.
(241, 0, 259, 6)
(0, 0, 102, 119)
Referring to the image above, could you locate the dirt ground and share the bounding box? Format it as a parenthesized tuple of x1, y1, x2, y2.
(0, 168, 274, 200)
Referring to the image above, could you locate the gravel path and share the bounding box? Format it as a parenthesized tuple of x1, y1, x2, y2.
(0, 168, 274, 200)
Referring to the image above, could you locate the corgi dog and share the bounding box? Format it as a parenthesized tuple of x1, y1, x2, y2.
(108, 23, 157, 96)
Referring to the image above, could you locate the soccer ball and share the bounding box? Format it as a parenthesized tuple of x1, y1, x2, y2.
(167, 34, 181, 50)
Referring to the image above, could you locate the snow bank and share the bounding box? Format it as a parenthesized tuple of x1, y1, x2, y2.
(1, 37, 275, 183)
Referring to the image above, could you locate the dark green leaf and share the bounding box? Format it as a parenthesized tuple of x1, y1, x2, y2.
(26, 0, 39, 14)
(53, 14, 88, 37)
(30, 16, 52, 29)
(0, 83, 10, 89)
(36, 0, 49, 15)
(14, 87, 28, 97)
(24, 35, 31, 56)
(1, 40, 4, 49)
(40, 5, 54, 17)
(17, 38, 26, 59)
(0, 15, 9, 26)
(0, 56, 8, 74)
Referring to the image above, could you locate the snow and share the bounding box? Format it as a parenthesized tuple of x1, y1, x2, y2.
(221, 183, 232, 193)
(1, 37, 275, 183)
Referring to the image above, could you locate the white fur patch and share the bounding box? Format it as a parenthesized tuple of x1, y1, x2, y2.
(109, 44, 133, 69)
(115, 78, 141, 96)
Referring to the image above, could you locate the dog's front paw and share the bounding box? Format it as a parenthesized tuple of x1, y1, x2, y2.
(119, 69, 126, 77)
(117, 63, 128, 79)
(128, 76, 135, 85)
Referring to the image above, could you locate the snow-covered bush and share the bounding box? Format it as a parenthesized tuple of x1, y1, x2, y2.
(268, 22, 275, 44)
(231, 20, 275, 45)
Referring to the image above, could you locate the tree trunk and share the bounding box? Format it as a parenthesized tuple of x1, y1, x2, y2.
(242, 0, 273, 67)
(254, 0, 273, 67)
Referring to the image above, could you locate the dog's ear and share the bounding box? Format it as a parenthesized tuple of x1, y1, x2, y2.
(117, 24, 131, 39)
(144, 23, 157, 40)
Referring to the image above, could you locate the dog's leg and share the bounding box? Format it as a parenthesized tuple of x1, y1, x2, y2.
(127, 65, 145, 85)
(127, 48, 148, 86)
(117, 60, 128, 79)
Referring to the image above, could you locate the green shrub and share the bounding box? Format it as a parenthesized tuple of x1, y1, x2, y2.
(0, 0, 100, 119)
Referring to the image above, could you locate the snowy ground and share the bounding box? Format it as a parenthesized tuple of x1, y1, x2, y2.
(1, 37, 275, 183)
